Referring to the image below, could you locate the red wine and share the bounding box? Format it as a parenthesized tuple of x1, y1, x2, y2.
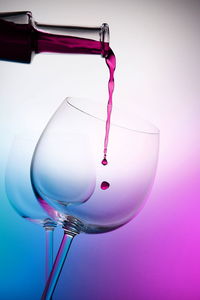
(101, 158, 108, 165)
(36, 31, 109, 55)
(101, 181, 110, 190)
(102, 49, 116, 164)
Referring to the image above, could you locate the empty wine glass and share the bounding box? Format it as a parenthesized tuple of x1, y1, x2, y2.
(31, 97, 159, 299)
(5, 137, 58, 281)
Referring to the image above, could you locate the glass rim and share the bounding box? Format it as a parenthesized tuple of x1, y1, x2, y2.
(66, 97, 160, 135)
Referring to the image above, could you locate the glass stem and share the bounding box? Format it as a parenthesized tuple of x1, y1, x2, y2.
(44, 227, 54, 282)
(41, 230, 77, 300)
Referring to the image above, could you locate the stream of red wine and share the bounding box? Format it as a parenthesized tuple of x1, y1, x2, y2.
(102, 49, 116, 165)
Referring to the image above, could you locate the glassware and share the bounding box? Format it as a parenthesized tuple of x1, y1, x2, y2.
(0, 11, 109, 63)
(31, 97, 159, 299)
(5, 137, 58, 281)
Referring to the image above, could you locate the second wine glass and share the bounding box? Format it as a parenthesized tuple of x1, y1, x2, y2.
(5, 137, 58, 282)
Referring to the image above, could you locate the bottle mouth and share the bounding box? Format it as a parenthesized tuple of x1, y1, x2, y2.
(0, 10, 32, 24)
(100, 23, 110, 57)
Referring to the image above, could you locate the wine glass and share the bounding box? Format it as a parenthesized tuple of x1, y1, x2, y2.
(31, 97, 159, 299)
(5, 137, 58, 281)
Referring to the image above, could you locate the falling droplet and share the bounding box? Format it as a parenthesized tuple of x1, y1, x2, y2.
(101, 158, 108, 165)
(101, 181, 110, 190)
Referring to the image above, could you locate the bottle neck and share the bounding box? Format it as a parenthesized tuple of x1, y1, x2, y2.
(32, 21, 110, 57)
(0, 10, 32, 24)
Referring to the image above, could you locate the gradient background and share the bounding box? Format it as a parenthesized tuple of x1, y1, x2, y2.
(0, 1, 200, 299)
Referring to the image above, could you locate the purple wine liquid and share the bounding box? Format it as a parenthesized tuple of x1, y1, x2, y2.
(100, 49, 116, 189)
(101, 158, 108, 165)
(36, 31, 109, 56)
(102, 49, 116, 165)
(101, 181, 110, 190)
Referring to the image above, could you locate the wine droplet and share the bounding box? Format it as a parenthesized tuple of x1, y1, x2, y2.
(101, 158, 108, 165)
(101, 181, 110, 190)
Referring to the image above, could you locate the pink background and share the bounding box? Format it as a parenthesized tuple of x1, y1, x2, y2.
(0, 1, 200, 299)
